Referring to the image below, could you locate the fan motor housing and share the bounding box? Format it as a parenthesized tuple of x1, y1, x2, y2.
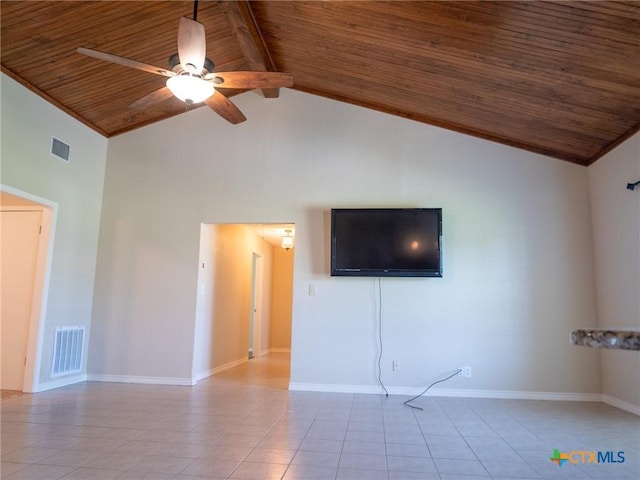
(168, 53, 214, 76)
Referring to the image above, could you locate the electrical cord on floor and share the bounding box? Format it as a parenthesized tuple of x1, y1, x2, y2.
(376, 277, 389, 397)
(403, 369, 462, 410)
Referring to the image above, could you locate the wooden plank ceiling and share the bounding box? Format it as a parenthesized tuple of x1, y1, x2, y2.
(2, 1, 639, 166)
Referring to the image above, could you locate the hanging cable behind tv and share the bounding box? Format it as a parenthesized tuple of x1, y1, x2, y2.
(626, 180, 640, 191)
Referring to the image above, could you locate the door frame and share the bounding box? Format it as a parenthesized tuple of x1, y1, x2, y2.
(1, 185, 57, 393)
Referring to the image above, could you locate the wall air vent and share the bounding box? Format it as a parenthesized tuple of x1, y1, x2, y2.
(50, 137, 70, 162)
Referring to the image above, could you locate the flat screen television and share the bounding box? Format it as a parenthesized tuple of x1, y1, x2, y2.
(331, 208, 443, 277)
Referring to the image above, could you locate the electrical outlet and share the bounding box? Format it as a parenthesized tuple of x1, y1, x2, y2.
(457, 366, 464, 377)
(392, 360, 400, 372)
(463, 366, 472, 378)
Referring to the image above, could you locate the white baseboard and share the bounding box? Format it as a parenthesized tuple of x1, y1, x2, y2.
(288, 383, 604, 403)
(192, 357, 248, 383)
(602, 394, 640, 416)
(192, 369, 215, 383)
(87, 374, 194, 386)
(421, 388, 603, 402)
(34, 373, 87, 392)
(289, 382, 381, 395)
(87, 352, 286, 387)
(87, 357, 251, 386)
(30, 375, 638, 416)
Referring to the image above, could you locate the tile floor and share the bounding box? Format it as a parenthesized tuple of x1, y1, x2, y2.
(2, 353, 639, 480)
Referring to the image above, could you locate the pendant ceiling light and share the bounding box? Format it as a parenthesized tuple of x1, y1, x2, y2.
(281, 229, 294, 250)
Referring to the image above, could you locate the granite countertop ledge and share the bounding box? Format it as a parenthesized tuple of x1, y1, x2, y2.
(570, 329, 640, 351)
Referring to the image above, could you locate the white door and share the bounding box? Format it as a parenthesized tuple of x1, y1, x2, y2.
(1, 210, 42, 390)
(249, 253, 263, 359)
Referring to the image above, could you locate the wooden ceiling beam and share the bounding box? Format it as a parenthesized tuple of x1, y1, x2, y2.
(220, 0, 280, 98)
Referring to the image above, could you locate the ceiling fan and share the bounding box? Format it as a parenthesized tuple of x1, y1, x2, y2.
(77, 2, 292, 124)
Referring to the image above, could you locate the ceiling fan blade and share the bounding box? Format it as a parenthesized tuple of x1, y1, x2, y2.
(77, 47, 174, 77)
(130, 87, 175, 110)
(205, 92, 246, 124)
(178, 17, 206, 73)
(209, 71, 294, 89)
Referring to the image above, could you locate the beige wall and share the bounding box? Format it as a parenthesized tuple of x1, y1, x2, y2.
(93, 88, 602, 398)
(270, 246, 294, 351)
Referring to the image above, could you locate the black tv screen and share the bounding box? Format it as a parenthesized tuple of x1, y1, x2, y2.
(331, 208, 443, 277)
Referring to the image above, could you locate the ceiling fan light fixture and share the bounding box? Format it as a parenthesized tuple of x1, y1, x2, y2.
(166, 74, 214, 104)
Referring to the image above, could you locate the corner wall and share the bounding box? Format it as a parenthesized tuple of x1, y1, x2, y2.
(588, 133, 640, 412)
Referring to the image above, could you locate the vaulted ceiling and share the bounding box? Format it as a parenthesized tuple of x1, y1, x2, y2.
(2, 1, 639, 166)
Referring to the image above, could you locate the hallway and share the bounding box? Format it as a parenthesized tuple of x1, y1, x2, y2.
(209, 352, 291, 390)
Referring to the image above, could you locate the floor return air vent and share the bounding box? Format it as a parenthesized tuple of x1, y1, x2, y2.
(51, 326, 84, 377)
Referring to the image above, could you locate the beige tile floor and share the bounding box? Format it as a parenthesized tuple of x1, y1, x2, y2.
(1, 352, 639, 479)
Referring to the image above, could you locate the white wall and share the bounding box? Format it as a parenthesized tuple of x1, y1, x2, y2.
(588, 133, 640, 411)
(0, 74, 107, 389)
(91, 88, 602, 397)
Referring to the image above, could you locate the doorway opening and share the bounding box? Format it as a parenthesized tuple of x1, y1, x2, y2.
(1, 188, 55, 394)
(192, 223, 294, 387)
